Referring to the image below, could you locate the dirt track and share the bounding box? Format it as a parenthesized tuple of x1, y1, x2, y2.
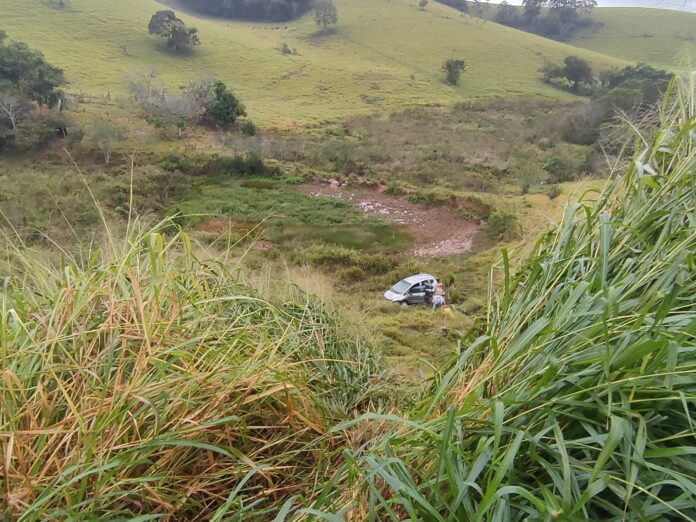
(299, 182, 478, 257)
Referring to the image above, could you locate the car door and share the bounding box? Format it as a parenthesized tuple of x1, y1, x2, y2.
(407, 283, 426, 304)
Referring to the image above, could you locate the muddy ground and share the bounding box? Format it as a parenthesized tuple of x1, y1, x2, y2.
(298, 181, 478, 257)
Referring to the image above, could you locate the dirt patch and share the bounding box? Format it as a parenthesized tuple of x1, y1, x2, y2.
(298, 182, 478, 257)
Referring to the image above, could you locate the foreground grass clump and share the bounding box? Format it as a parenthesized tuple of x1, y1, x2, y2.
(317, 77, 696, 519)
(0, 224, 388, 520)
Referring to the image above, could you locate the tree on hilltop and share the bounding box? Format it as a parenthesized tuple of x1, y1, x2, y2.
(148, 10, 200, 52)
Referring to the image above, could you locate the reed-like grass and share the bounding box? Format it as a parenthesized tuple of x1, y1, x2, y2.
(0, 221, 389, 520)
(316, 75, 696, 520)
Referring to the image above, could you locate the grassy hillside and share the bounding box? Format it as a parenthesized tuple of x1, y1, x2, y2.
(568, 7, 696, 70)
(0, 0, 624, 126)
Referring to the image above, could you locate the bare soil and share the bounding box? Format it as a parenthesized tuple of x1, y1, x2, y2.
(298, 182, 479, 257)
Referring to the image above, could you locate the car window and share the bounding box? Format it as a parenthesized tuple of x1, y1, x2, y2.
(390, 280, 411, 294)
(410, 284, 423, 293)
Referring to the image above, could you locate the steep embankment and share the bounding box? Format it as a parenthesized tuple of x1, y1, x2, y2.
(1, 0, 624, 125)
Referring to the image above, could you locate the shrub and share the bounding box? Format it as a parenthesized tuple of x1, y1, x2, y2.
(442, 58, 466, 86)
(277, 42, 296, 55)
(547, 184, 562, 199)
(66, 126, 85, 149)
(487, 210, 517, 239)
(295, 244, 395, 274)
(543, 143, 591, 182)
(240, 119, 257, 136)
(337, 266, 366, 283)
(159, 153, 183, 172)
(159, 152, 280, 178)
(204, 81, 246, 126)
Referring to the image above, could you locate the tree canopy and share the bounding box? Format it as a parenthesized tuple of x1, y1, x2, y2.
(563, 55, 593, 91)
(204, 81, 246, 126)
(0, 34, 67, 151)
(148, 10, 200, 52)
(0, 35, 65, 106)
(442, 59, 466, 86)
(180, 0, 312, 22)
(315, 1, 338, 29)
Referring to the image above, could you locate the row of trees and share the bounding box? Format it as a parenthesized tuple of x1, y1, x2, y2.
(546, 61, 671, 146)
(180, 0, 312, 22)
(495, 0, 596, 40)
(540, 56, 670, 96)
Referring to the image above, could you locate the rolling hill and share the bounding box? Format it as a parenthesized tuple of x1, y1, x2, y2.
(567, 7, 696, 69)
(1, 0, 626, 126)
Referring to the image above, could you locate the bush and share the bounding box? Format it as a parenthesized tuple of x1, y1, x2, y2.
(487, 210, 517, 239)
(240, 119, 257, 136)
(547, 184, 562, 200)
(159, 153, 183, 172)
(295, 244, 395, 274)
(337, 266, 366, 283)
(66, 126, 85, 149)
(543, 143, 591, 182)
(277, 42, 296, 55)
(159, 152, 280, 178)
(204, 81, 246, 126)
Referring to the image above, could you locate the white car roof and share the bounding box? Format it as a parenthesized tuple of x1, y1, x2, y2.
(403, 273, 437, 285)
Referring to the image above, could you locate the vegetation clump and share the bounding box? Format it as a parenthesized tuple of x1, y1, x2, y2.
(442, 58, 466, 86)
(204, 80, 247, 126)
(0, 31, 68, 151)
(148, 10, 200, 52)
(0, 222, 388, 520)
(315, 0, 339, 29)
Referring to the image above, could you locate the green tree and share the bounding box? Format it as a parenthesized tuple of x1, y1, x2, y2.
(442, 58, 466, 86)
(315, 0, 338, 29)
(148, 10, 200, 52)
(0, 37, 65, 106)
(204, 81, 246, 126)
(563, 55, 593, 92)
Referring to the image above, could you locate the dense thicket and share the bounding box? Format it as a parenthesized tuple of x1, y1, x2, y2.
(181, 0, 312, 22)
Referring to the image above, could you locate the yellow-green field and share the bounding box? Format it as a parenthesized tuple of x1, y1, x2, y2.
(1, 0, 625, 126)
(568, 7, 696, 70)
